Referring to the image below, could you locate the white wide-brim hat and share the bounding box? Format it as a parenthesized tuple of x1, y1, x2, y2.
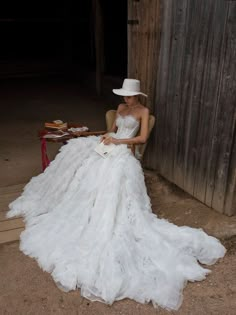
(112, 78, 147, 97)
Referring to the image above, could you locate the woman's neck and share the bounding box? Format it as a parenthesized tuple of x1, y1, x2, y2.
(126, 102, 140, 109)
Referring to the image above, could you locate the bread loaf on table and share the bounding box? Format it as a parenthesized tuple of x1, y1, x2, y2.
(44, 122, 68, 130)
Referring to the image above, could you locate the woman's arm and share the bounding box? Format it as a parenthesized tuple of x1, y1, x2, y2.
(103, 107, 150, 145)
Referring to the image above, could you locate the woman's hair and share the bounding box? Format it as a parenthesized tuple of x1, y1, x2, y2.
(120, 95, 146, 105)
(137, 95, 147, 107)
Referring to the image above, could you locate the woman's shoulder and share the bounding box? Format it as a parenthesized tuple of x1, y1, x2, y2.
(138, 105, 149, 115)
(117, 103, 127, 112)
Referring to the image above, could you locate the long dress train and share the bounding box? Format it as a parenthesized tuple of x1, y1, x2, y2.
(6, 114, 226, 311)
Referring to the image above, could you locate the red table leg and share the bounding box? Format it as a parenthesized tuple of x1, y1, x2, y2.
(40, 138, 50, 171)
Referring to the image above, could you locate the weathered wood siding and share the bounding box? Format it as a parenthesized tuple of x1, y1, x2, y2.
(128, 0, 236, 215)
(128, 0, 161, 109)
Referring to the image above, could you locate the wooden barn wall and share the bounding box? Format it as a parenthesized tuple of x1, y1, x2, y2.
(128, 0, 236, 215)
(128, 0, 161, 109)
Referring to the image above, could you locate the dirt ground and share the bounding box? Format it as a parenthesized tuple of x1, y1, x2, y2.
(0, 76, 236, 315)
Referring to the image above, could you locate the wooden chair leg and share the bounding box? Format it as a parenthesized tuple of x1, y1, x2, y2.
(128, 144, 135, 155)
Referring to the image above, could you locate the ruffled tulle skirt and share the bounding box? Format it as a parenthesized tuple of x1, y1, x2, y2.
(7, 136, 226, 310)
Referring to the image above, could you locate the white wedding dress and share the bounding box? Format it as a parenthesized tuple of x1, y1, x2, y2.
(7, 114, 226, 311)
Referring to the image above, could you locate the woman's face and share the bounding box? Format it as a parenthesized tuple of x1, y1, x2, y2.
(123, 95, 138, 106)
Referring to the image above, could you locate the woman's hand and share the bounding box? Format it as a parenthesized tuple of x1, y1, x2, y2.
(100, 133, 119, 145)
(103, 136, 119, 145)
(100, 133, 109, 142)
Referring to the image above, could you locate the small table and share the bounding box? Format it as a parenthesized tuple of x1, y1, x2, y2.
(38, 124, 106, 171)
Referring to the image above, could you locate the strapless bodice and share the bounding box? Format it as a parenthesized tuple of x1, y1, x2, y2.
(114, 114, 140, 139)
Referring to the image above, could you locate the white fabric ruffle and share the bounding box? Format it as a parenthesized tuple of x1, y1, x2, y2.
(7, 116, 226, 311)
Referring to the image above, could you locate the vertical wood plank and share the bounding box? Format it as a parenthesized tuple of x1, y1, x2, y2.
(169, 0, 188, 188)
(224, 111, 236, 215)
(127, 0, 161, 111)
(192, 1, 228, 206)
(211, 1, 236, 213)
(223, 1, 236, 215)
(182, 0, 208, 196)
(151, 0, 173, 178)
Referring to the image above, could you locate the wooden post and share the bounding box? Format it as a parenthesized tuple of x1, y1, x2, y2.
(62, 4, 73, 67)
(92, 0, 104, 96)
(127, 0, 161, 110)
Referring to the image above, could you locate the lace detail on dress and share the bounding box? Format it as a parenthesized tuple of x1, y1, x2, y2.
(115, 114, 140, 139)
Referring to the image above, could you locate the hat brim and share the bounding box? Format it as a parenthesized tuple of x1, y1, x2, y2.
(112, 89, 147, 97)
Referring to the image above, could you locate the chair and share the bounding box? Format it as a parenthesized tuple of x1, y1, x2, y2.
(105, 109, 156, 160)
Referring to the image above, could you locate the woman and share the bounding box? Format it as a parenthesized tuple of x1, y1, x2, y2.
(7, 79, 226, 311)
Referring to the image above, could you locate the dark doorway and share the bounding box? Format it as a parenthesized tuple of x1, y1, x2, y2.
(101, 1, 127, 77)
(0, 1, 127, 80)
